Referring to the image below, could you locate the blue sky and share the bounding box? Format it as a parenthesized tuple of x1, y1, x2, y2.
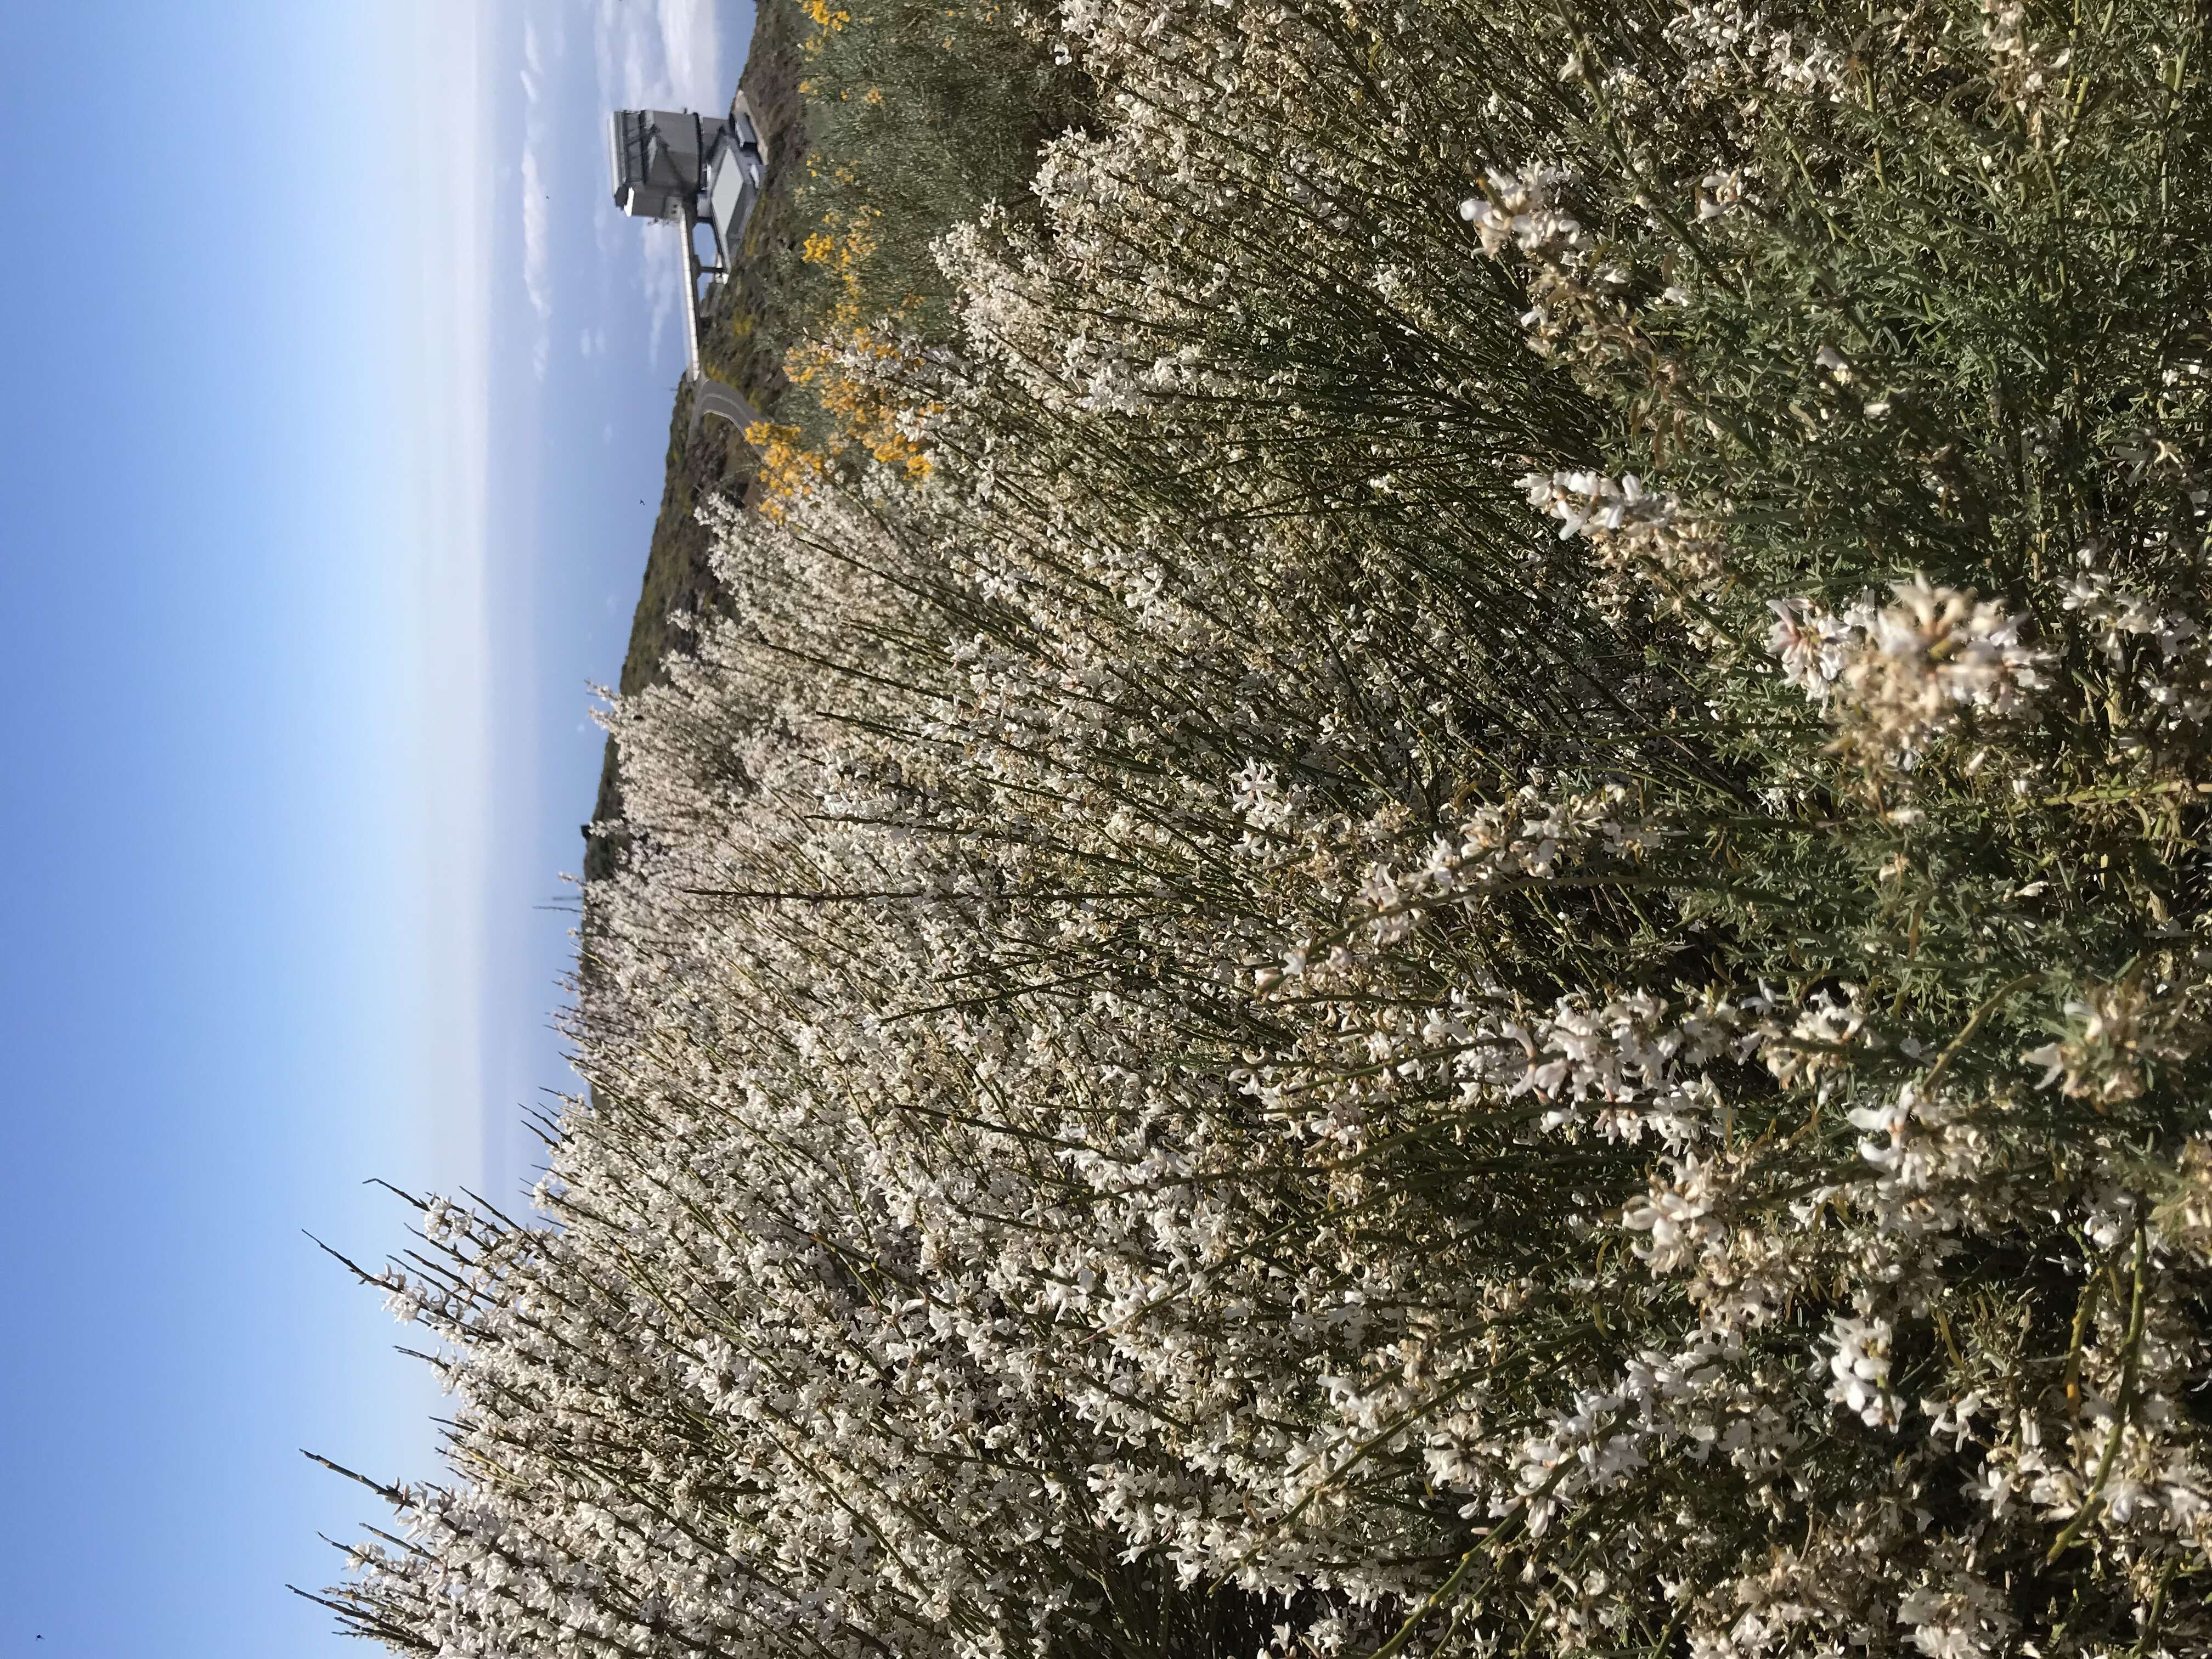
(0, 3, 748, 1654)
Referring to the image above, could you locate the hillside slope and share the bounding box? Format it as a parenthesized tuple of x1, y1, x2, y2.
(583, 0, 809, 881)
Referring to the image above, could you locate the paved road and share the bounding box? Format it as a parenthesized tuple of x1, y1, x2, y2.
(689, 376, 764, 441)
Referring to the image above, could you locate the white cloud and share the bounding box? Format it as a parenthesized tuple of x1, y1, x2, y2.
(654, 0, 726, 104)
(377, 0, 507, 1200)
(646, 231, 685, 367)
(518, 20, 554, 382)
(521, 144, 552, 380)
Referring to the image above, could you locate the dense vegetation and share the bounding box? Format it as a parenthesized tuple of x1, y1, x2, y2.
(592, 0, 1070, 870)
(319, 1, 2212, 1655)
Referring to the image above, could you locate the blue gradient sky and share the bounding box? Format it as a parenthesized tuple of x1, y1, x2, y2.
(0, 3, 747, 1654)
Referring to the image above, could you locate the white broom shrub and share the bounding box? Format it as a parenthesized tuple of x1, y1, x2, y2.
(313, 0, 2212, 1654)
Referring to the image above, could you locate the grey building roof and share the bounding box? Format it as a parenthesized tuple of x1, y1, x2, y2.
(705, 142, 761, 265)
(607, 109, 726, 222)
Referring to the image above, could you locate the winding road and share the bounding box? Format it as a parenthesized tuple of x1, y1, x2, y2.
(688, 376, 764, 441)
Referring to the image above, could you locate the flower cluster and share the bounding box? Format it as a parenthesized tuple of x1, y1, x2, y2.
(1520, 468, 1727, 615)
(1769, 579, 2050, 768)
